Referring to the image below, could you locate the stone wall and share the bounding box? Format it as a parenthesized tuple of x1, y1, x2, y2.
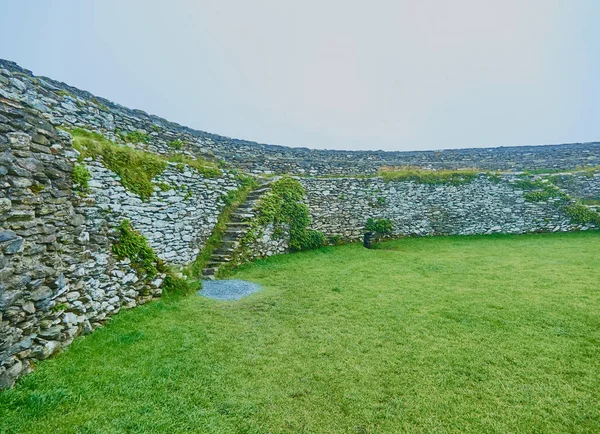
(240, 222, 290, 262)
(1, 59, 599, 176)
(301, 175, 599, 241)
(83, 160, 241, 266)
(0, 99, 162, 389)
(550, 172, 600, 202)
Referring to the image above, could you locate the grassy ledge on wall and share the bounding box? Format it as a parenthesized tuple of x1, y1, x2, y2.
(69, 128, 221, 200)
(378, 166, 481, 185)
(118, 130, 150, 144)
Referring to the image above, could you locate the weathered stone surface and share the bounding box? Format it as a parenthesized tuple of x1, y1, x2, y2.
(300, 175, 598, 241)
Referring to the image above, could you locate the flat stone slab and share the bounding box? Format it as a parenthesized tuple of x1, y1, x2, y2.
(199, 279, 262, 301)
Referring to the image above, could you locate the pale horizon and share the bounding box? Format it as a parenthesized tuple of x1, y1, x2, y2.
(1, 0, 598, 152)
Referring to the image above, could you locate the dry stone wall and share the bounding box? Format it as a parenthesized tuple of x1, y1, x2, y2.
(83, 160, 241, 265)
(0, 99, 162, 389)
(301, 175, 599, 241)
(550, 172, 600, 202)
(1, 59, 600, 176)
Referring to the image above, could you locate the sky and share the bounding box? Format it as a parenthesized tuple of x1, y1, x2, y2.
(0, 0, 599, 151)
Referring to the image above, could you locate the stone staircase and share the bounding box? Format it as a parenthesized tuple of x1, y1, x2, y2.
(202, 181, 272, 279)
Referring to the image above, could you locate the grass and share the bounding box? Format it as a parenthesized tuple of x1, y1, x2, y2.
(378, 166, 480, 185)
(1, 232, 599, 433)
(581, 198, 600, 206)
(69, 128, 221, 200)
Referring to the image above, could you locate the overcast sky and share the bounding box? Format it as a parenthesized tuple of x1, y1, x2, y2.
(1, 0, 598, 151)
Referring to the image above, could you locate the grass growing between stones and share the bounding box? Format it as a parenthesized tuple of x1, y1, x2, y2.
(69, 128, 220, 200)
(378, 166, 480, 185)
(1, 232, 599, 433)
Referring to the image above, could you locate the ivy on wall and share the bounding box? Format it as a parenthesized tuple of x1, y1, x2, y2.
(72, 164, 91, 194)
(112, 219, 194, 295)
(112, 219, 161, 278)
(510, 176, 600, 227)
(245, 176, 325, 252)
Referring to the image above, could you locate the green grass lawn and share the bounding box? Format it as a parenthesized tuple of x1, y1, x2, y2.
(1, 232, 599, 433)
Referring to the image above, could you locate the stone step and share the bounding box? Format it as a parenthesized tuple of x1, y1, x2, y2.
(225, 224, 251, 232)
(233, 206, 254, 213)
(200, 184, 272, 279)
(212, 246, 234, 254)
(230, 213, 254, 222)
(249, 187, 270, 195)
(246, 193, 266, 201)
(224, 228, 246, 235)
(226, 221, 251, 227)
(223, 233, 244, 242)
(211, 253, 233, 260)
(220, 240, 239, 249)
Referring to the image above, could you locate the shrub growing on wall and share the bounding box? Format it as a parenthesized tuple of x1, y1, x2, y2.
(563, 203, 600, 226)
(112, 219, 160, 278)
(378, 166, 479, 185)
(364, 218, 393, 235)
(252, 176, 325, 252)
(168, 139, 184, 150)
(72, 163, 91, 194)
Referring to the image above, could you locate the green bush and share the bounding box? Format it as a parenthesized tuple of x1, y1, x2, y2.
(365, 218, 393, 235)
(253, 176, 325, 252)
(563, 203, 600, 226)
(168, 139, 184, 150)
(161, 272, 198, 296)
(120, 130, 150, 144)
(112, 219, 159, 278)
(328, 234, 343, 245)
(72, 164, 91, 194)
(294, 229, 325, 251)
